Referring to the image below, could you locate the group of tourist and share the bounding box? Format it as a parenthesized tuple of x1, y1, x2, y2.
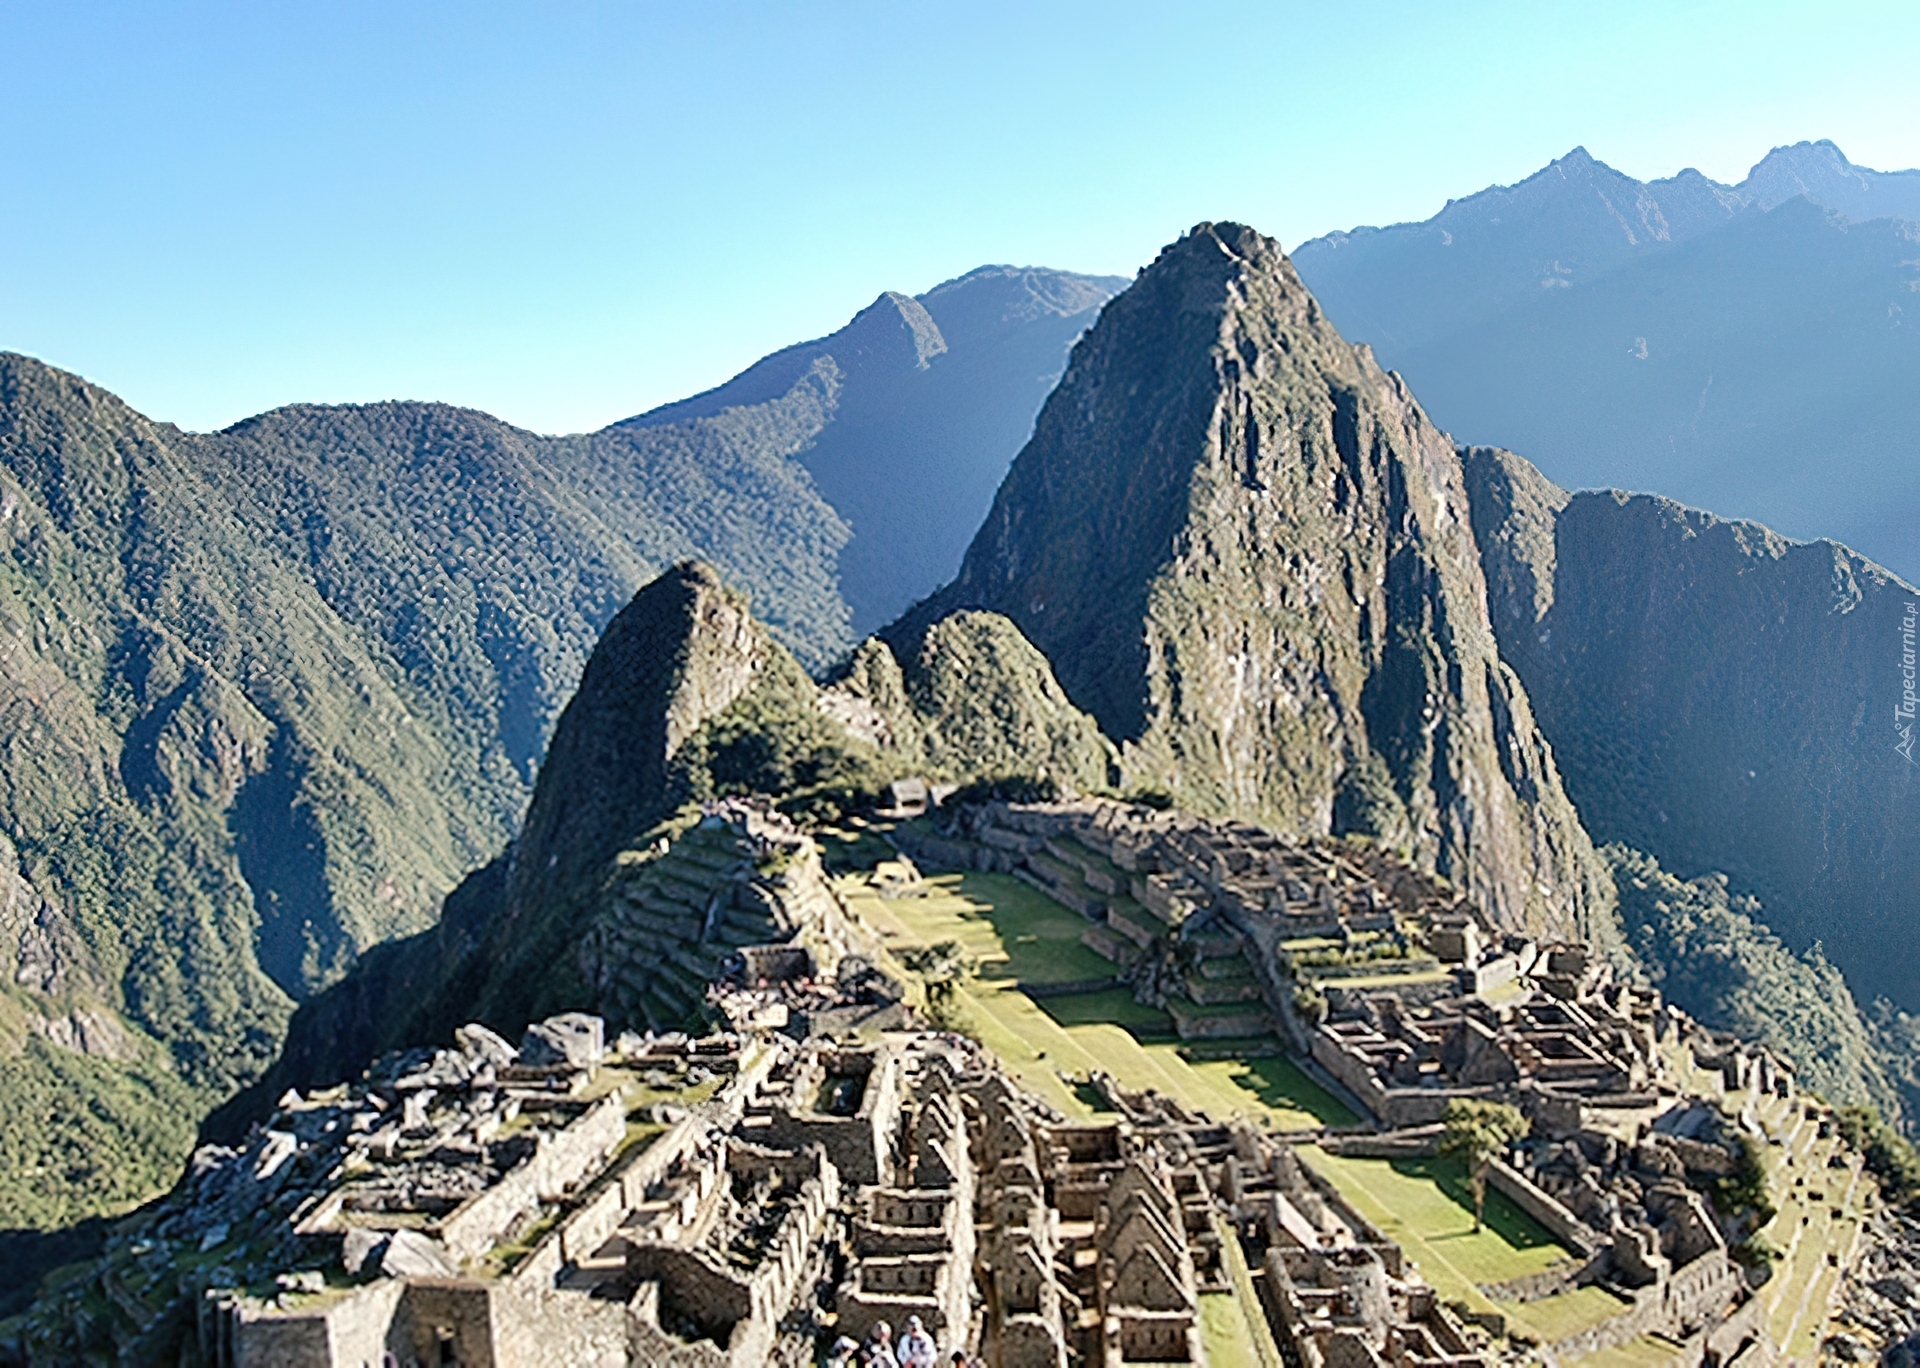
(826, 1314, 975, 1367)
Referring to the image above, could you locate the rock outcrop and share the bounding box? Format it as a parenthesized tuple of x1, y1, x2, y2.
(508, 561, 772, 908)
(902, 223, 1610, 938)
(829, 611, 1115, 792)
(252, 562, 1112, 1098)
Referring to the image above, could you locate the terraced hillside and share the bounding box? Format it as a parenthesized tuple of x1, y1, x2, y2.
(838, 856, 1352, 1131)
(585, 815, 859, 1031)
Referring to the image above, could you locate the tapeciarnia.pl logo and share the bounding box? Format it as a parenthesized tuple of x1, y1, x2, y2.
(1899, 601, 1917, 762)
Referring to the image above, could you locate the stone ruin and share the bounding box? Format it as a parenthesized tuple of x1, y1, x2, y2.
(896, 797, 1495, 1043)
(9, 792, 1864, 1367)
(895, 796, 1791, 1367)
(93, 1006, 1514, 1368)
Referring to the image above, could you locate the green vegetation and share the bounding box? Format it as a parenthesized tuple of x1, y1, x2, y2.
(877, 871, 1117, 987)
(1609, 846, 1902, 1118)
(1499, 1285, 1633, 1345)
(0, 348, 869, 1237)
(1438, 1100, 1531, 1233)
(852, 870, 1351, 1128)
(1835, 1106, 1920, 1211)
(678, 645, 891, 820)
(1036, 988, 1172, 1034)
(1710, 1133, 1776, 1230)
(832, 612, 1114, 794)
(0, 1037, 197, 1234)
(1302, 1148, 1574, 1309)
(1199, 1292, 1266, 1368)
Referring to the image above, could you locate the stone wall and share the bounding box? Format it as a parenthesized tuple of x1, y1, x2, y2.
(1485, 1158, 1598, 1257)
(439, 1093, 627, 1262)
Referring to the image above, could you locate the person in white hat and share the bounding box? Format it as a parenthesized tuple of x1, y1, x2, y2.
(896, 1315, 937, 1368)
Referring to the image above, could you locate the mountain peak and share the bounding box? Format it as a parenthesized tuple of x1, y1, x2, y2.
(846, 290, 948, 370)
(1739, 139, 1920, 220)
(907, 224, 1610, 936)
(510, 561, 769, 905)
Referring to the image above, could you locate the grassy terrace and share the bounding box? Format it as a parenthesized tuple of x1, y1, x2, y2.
(848, 859, 1645, 1352)
(1301, 1147, 1624, 1344)
(1569, 1334, 1692, 1368)
(845, 868, 1352, 1128)
(1199, 1292, 1265, 1368)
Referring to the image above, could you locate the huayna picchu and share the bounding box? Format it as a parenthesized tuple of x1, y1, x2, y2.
(8, 220, 1919, 1367)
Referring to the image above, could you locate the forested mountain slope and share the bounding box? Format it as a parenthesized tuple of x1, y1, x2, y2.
(625, 265, 1124, 633)
(0, 353, 856, 1232)
(0, 260, 1118, 1239)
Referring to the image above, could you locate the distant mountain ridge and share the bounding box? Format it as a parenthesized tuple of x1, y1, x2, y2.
(1291, 140, 1920, 585)
(1294, 139, 1920, 352)
(625, 265, 1127, 633)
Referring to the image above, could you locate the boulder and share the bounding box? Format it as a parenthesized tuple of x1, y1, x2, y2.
(455, 1022, 518, 1069)
(381, 1229, 456, 1279)
(518, 1013, 606, 1070)
(342, 1227, 389, 1277)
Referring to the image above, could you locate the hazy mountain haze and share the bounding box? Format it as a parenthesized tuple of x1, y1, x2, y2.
(1294, 140, 1920, 582)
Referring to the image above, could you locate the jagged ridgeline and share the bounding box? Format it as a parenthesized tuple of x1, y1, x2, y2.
(899, 222, 1612, 940)
(255, 562, 1113, 1096)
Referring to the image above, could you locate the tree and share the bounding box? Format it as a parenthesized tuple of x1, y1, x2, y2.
(1438, 1099, 1529, 1233)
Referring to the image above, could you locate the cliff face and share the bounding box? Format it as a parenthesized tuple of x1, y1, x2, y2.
(1465, 446, 1920, 1010)
(508, 562, 771, 910)
(903, 223, 1610, 938)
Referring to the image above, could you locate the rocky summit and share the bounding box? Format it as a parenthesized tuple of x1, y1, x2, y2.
(247, 561, 1114, 1097)
(905, 223, 1609, 940)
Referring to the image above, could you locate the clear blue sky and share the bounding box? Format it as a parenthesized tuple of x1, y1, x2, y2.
(3, 1, 1916, 435)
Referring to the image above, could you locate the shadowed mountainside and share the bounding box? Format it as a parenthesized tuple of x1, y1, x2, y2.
(1463, 444, 1920, 1014)
(625, 265, 1126, 633)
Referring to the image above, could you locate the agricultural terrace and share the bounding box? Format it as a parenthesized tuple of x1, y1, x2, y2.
(1301, 1148, 1616, 1339)
(838, 864, 1353, 1129)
